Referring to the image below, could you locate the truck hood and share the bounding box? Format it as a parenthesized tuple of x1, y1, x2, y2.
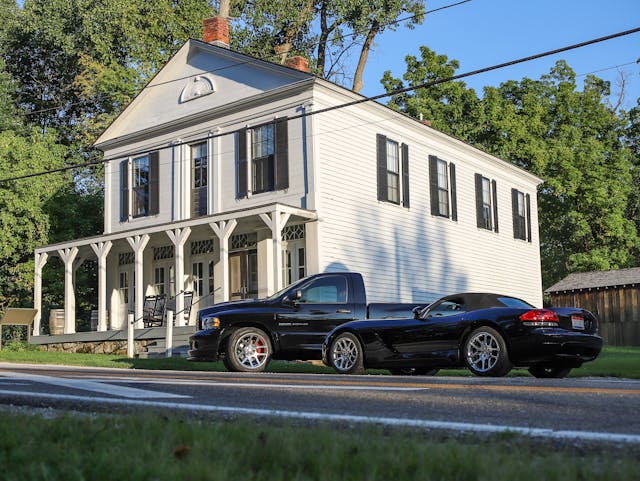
(197, 298, 268, 319)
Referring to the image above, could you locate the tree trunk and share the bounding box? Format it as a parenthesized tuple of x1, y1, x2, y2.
(352, 20, 379, 93)
(281, 0, 315, 63)
(218, 0, 230, 18)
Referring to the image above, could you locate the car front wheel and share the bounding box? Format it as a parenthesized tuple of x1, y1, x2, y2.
(464, 326, 512, 377)
(224, 327, 272, 372)
(528, 365, 572, 378)
(329, 332, 364, 374)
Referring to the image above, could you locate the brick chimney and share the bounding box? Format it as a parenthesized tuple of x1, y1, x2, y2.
(203, 17, 229, 48)
(284, 55, 310, 73)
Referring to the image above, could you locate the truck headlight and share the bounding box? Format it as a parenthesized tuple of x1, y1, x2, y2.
(202, 316, 220, 329)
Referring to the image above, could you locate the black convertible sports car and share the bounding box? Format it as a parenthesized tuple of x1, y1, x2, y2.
(322, 293, 603, 378)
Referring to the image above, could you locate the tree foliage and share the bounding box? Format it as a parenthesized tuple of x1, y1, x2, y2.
(383, 48, 640, 287)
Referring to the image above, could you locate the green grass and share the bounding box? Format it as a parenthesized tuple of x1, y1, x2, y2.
(0, 410, 637, 481)
(0, 345, 638, 378)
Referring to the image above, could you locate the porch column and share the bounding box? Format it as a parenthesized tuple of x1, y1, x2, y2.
(126, 234, 150, 329)
(90, 241, 113, 331)
(210, 219, 237, 302)
(57, 247, 78, 334)
(260, 210, 291, 294)
(167, 227, 191, 326)
(33, 252, 48, 336)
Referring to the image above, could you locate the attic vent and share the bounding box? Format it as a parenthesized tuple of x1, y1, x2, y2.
(180, 75, 216, 103)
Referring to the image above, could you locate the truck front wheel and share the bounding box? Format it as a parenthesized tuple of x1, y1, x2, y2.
(224, 327, 272, 372)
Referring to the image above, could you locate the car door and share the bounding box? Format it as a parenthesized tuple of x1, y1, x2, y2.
(380, 298, 466, 364)
(276, 275, 355, 356)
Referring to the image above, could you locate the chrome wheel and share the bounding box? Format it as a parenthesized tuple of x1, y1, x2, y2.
(234, 332, 269, 369)
(330, 333, 364, 374)
(466, 331, 500, 373)
(225, 327, 272, 372)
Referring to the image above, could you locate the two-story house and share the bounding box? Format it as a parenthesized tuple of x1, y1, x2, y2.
(33, 17, 543, 336)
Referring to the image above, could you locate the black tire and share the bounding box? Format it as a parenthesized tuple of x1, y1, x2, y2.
(464, 326, 512, 377)
(224, 327, 272, 372)
(389, 368, 439, 376)
(328, 332, 365, 374)
(529, 365, 572, 378)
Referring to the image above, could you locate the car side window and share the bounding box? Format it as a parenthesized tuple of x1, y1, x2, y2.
(298, 276, 348, 304)
(425, 299, 465, 317)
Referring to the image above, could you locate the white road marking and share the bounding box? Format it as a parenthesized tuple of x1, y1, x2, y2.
(79, 377, 429, 392)
(0, 372, 188, 399)
(0, 389, 638, 444)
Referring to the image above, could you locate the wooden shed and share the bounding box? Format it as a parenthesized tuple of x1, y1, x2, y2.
(545, 267, 640, 346)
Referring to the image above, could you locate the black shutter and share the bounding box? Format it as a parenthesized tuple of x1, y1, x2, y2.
(475, 173, 483, 228)
(376, 134, 387, 201)
(401, 143, 410, 208)
(120, 159, 129, 221)
(274, 118, 289, 190)
(148, 151, 159, 215)
(525, 193, 532, 242)
(429, 155, 438, 215)
(492, 180, 499, 233)
(450, 162, 457, 221)
(511, 188, 519, 239)
(237, 129, 247, 198)
(198, 187, 207, 216)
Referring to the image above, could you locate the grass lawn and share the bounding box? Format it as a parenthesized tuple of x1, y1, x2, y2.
(0, 409, 638, 481)
(0, 344, 638, 378)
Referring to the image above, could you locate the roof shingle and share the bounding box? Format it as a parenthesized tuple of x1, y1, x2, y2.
(545, 267, 640, 293)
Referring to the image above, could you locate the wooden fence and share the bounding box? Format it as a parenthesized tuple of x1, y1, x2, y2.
(548, 285, 640, 346)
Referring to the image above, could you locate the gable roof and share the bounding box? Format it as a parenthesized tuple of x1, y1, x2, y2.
(545, 267, 640, 293)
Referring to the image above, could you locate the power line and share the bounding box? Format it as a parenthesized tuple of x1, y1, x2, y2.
(17, 0, 473, 117)
(1, 26, 639, 185)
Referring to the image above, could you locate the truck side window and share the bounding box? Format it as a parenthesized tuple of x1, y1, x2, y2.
(299, 276, 348, 304)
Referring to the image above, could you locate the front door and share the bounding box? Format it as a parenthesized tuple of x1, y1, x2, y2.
(229, 250, 258, 300)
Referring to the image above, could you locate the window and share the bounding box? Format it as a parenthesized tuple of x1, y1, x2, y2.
(429, 156, 457, 220)
(119, 152, 159, 221)
(191, 142, 208, 217)
(154, 267, 165, 296)
(424, 299, 465, 318)
(376, 134, 409, 207)
(208, 260, 215, 296)
(236, 119, 289, 197)
(192, 262, 204, 297)
(511, 188, 532, 242)
(119, 271, 129, 304)
(475, 174, 499, 232)
(132, 155, 149, 217)
(298, 275, 348, 304)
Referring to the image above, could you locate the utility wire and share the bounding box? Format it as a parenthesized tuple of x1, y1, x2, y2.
(18, 0, 472, 117)
(1, 26, 639, 184)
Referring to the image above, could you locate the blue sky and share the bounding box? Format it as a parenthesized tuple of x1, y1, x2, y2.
(361, 0, 640, 110)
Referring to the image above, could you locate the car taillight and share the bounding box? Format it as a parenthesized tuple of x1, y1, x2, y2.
(520, 309, 559, 327)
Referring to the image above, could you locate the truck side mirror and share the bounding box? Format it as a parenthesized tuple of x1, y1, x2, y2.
(282, 290, 303, 306)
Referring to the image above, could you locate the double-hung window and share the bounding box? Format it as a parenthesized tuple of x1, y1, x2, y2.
(475, 174, 499, 232)
(511, 188, 531, 242)
(119, 152, 159, 221)
(376, 134, 409, 207)
(236, 118, 289, 198)
(191, 142, 208, 217)
(429, 155, 457, 220)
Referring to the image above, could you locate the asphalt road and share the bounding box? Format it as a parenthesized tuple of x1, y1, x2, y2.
(1, 362, 639, 443)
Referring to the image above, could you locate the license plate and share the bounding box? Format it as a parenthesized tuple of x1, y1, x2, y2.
(571, 315, 585, 330)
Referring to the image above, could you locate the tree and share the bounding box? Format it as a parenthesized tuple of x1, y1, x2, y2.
(383, 52, 639, 287)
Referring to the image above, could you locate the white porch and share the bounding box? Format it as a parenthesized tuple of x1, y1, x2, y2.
(33, 203, 317, 336)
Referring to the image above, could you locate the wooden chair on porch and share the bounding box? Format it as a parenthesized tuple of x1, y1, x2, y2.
(164, 291, 194, 325)
(142, 294, 167, 328)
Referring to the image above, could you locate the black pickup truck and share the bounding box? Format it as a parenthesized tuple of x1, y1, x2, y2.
(187, 272, 424, 372)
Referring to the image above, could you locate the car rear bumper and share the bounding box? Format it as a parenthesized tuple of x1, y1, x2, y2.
(510, 329, 603, 366)
(187, 329, 222, 361)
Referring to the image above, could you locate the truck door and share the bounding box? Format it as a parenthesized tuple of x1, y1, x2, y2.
(276, 274, 355, 357)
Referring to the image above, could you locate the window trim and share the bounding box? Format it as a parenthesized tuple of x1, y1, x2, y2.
(429, 155, 457, 220)
(376, 133, 409, 207)
(511, 188, 532, 242)
(475, 174, 499, 232)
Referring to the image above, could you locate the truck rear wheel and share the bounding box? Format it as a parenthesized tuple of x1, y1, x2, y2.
(224, 327, 272, 372)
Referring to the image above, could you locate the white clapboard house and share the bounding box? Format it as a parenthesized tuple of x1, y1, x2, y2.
(33, 17, 543, 336)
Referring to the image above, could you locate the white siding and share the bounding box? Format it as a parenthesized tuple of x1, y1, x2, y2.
(312, 88, 543, 306)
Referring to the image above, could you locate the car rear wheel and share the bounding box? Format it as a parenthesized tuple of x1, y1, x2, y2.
(528, 365, 572, 378)
(329, 332, 364, 374)
(464, 326, 512, 377)
(389, 368, 439, 376)
(224, 327, 272, 372)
